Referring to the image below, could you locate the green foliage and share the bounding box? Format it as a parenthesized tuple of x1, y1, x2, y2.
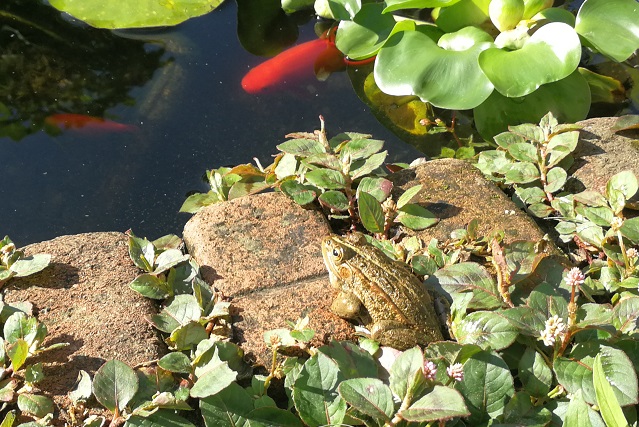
(0, 236, 50, 289)
(182, 117, 438, 237)
(328, 0, 639, 137)
(48, 0, 226, 29)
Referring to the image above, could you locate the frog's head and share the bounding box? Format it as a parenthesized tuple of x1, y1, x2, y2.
(321, 234, 357, 282)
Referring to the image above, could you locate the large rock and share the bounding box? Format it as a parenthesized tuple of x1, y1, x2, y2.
(571, 117, 639, 199)
(3, 232, 164, 424)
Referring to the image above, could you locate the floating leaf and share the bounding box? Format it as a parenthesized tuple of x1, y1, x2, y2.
(479, 22, 581, 97)
(336, 3, 397, 60)
(92, 360, 139, 414)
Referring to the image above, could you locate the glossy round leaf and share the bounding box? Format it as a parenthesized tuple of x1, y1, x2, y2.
(575, 0, 639, 62)
(474, 69, 590, 138)
(48, 0, 225, 29)
(375, 27, 494, 109)
(479, 22, 581, 98)
(336, 3, 398, 60)
(434, 0, 491, 33)
(383, 0, 463, 13)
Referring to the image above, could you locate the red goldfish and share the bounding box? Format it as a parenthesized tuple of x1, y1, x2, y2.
(241, 29, 346, 94)
(45, 114, 137, 133)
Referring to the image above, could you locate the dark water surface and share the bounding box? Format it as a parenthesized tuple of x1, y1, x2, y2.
(1, 2, 422, 245)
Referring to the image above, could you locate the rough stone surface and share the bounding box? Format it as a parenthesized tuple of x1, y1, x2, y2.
(392, 159, 550, 244)
(570, 117, 639, 199)
(183, 192, 353, 367)
(3, 232, 165, 424)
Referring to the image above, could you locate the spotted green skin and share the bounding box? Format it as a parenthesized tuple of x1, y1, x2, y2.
(321, 233, 443, 350)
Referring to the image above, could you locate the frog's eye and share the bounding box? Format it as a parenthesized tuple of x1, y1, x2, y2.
(331, 246, 343, 262)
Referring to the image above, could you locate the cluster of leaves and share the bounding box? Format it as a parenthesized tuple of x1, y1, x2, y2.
(477, 112, 639, 302)
(284, 0, 639, 139)
(0, 304, 67, 425)
(182, 117, 438, 237)
(0, 236, 50, 289)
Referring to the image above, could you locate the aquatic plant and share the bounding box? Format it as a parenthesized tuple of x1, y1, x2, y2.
(298, 0, 639, 138)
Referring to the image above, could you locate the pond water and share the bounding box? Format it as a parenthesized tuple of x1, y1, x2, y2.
(1, 1, 424, 245)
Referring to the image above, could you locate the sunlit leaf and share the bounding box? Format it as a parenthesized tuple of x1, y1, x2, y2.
(17, 394, 54, 419)
(93, 360, 139, 413)
(48, 0, 225, 29)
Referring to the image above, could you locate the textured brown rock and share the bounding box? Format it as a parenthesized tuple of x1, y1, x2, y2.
(183, 192, 353, 367)
(570, 117, 639, 199)
(392, 159, 550, 244)
(3, 232, 165, 424)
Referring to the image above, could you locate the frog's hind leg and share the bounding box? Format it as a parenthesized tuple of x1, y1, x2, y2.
(371, 320, 440, 350)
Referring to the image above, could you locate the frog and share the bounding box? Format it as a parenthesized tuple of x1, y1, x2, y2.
(321, 233, 444, 350)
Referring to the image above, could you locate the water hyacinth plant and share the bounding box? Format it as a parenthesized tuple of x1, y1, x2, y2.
(297, 0, 639, 138)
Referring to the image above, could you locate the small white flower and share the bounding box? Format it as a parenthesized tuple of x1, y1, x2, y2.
(611, 217, 624, 231)
(447, 363, 464, 382)
(627, 248, 638, 259)
(539, 315, 567, 347)
(565, 267, 585, 288)
(422, 360, 437, 380)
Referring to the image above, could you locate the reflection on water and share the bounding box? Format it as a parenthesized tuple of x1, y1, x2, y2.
(0, 0, 423, 245)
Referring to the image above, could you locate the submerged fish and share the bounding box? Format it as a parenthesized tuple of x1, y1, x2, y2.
(45, 114, 137, 133)
(241, 29, 347, 94)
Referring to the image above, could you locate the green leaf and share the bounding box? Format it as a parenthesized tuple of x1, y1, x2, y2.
(128, 234, 154, 272)
(8, 254, 50, 278)
(396, 185, 423, 209)
(375, 26, 494, 110)
(279, 180, 318, 205)
(168, 322, 209, 351)
(565, 389, 606, 427)
(163, 295, 202, 326)
(153, 249, 189, 274)
(277, 138, 325, 155)
(3, 312, 39, 345)
(92, 360, 139, 413)
(350, 151, 387, 179)
(620, 217, 639, 244)
(518, 347, 552, 397)
(594, 354, 631, 427)
(426, 262, 502, 310)
(545, 167, 567, 193)
(507, 142, 537, 163)
(158, 352, 192, 374)
(357, 177, 393, 203)
(69, 370, 93, 403)
(129, 273, 172, 300)
(7, 339, 28, 371)
(336, 3, 396, 59)
(125, 411, 197, 426)
(338, 378, 394, 422)
(328, 0, 362, 20)
(611, 115, 639, 132)
(389, 347, 424, 401)
(383, 0, 462, 13)
(474, 69, 591, 139)
(0, 412, 16, 427)
(400, 385, 470, 421)
(340, 138, 385, 161)
(607, 170, 639, 201)
(318, 191, 349, 211)
(318, 341, 378, 380)
(358, 191, 385, 234)
(456, 351, 515, 423)
(190, 351, 237, 398)
(546, 130, 579, 167)
(48, 0, 224, 28)
(575, 0, 639, 62)
(16, 394, 54, 419)
(179, 192, 219, 213)
(504, 162, 540, 184)
(397, 204, 439, 230)
(292, 352, 346, 427)
(456, 311, 518, 350)
(305, 168, 347, 190)
(479, 22, 581, 97)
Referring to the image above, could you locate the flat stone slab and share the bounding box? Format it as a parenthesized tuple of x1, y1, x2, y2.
(571, 117, 639, 199)
(392, 159, 550, 244)
(3, 232, 164, 424)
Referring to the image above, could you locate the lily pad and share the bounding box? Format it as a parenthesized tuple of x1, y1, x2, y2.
(575, 0, 639, 62)
(375, 26, 494, 110)
(48, 0, 225, 29)
(478, 22, 581, 98)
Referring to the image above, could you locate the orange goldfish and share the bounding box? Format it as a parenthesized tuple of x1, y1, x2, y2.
(45, 114, 137, 133)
